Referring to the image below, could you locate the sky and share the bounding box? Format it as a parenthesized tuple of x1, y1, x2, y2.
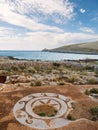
(0, 0, 98, 50)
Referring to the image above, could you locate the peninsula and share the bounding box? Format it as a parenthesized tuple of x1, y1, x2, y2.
(43, 41, 98, 54)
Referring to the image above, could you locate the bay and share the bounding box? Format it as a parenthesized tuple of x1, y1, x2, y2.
(0, 51, 98, 61)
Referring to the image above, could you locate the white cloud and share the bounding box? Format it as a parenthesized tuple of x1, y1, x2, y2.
(0, 1, 98, 51)
(91, 17, 98, 21)
(7, 0, 74, 21)
(0, 27, 98, 50)
(0, 27, 13, 37)
(0, 2, 63, 32)
(80, 8, 85, 13)
(0, 0, 75, 32)
(80, 27, 94, 33)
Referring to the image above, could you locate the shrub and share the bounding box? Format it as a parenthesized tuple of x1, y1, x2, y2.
(91, 106, 98, 116)
(20, 66, 26, 70)
(67, 76, 78, 83)
(85, 66, 94, 71)
(85, 89, 90, 95)
(34, 80, 42, 86)
(11, 66, 20, 71)
(27, 67, 36, 74)
(90, 88, 98, 94)
(58, 81, 65, 85)
(30, 80, 42, 87)
(53, 62, 60, 67)
(92, 116, 98, 121)
(30, 82, 34, 86)
(88, 78, 98, 84)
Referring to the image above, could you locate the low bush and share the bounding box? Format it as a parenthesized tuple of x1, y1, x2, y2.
(53, 62, 60, 67)
(27, 67, 36, 74)
(58, 81, 65, 85)
(91, 106, 98, 116)
(67, 76, 78, 83)
(84, 88, 98, 95)
(30, 82, 34, 86)
(88, 78, 98, 84)
(90, 88, 98, 94)
(92, 116, 98, 121)
(34, 80, 42, 86)
(85, 89, 90, 95)
(30, 80, 42, 86)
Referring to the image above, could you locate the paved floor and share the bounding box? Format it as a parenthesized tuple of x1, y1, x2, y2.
(13, 93, 72, 129)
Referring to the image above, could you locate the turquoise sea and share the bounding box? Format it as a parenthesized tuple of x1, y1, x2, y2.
(0, 51, 98, 61)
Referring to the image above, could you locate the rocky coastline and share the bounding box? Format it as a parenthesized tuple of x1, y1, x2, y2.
(42, 49, 98, 55)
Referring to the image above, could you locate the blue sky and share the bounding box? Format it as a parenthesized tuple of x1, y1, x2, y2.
(0, 0, 98, 50)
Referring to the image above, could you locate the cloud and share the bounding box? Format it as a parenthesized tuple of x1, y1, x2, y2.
(91, 17, 98, 22)
(0, 1, 98, 51)
(0, 1, 63, 32)
(80, 27, 94, 33)
(0, 27, 13, 37)
(0, 27, 98, 50)
(7, 0, 75, 22)
(0, 0, 75, 32)
(80, 8, 85, 13)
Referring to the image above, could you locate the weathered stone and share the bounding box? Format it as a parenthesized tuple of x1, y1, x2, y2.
(0, 75, 6, 83)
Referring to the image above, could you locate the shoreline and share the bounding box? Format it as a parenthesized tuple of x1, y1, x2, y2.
(0, 55, 98, 62)
(43, 50, 98, 55)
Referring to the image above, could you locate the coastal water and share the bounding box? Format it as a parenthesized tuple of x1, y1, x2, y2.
(0, 51, 98, 61)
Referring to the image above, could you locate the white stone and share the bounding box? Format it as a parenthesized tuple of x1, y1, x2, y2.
(13, 93, 72, 129)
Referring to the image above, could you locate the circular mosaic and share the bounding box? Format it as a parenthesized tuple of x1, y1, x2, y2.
(13, 93, 72, 129)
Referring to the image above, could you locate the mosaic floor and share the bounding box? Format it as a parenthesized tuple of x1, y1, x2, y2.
(13, 93, 72, 129)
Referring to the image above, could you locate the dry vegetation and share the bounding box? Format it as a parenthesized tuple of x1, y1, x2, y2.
(33, 104, 57, 117)
(0, 57, 98, 90)
(0, 57, 98, 130)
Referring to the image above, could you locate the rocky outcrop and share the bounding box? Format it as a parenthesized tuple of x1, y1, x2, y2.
(0, 75, 6, 83)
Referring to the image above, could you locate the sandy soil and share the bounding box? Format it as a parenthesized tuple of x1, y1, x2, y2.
(0, 84, 98, 130)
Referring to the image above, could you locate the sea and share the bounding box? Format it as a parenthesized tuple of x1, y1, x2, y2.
(0, 51, 98, 61)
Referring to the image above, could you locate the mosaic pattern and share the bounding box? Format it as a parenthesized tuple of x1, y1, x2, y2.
(13, 93, 72, 129)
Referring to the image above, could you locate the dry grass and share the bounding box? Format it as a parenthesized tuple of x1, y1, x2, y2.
(33, 104, 57, 117)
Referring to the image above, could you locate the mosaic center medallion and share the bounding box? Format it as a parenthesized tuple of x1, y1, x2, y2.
(13, 93, 72, 129)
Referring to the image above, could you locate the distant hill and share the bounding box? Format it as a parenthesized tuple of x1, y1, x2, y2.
(45, 41, 98, 54)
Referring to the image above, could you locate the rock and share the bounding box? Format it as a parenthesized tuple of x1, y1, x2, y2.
(0, 75, 7, 83)
(90, 94, 98, 98)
